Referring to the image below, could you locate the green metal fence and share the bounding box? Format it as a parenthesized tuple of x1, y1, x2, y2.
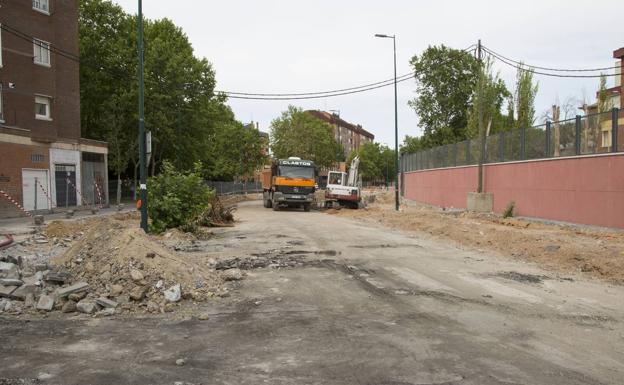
(401, 109, 621, 172)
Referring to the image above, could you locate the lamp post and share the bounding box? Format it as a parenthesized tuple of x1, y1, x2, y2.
(138, 0, 148, 231)
(375, 34, 399, 211)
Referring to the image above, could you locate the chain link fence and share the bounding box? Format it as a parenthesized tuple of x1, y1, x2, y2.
(205, 180, 263, 195)
(401, 109, 622, 172)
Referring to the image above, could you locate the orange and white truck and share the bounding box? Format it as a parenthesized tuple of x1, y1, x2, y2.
(262, 157, 316, 212)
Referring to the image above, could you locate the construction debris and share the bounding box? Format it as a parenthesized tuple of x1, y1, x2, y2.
(0, 213, 229, 317)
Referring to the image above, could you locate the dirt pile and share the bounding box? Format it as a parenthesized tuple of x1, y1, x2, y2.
(52, 217, 222, 312)
(0, 215, 227, 317)
(334, 195, 624, 285)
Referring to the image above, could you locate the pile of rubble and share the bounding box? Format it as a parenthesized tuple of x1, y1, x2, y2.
(0, 216, 224, 317)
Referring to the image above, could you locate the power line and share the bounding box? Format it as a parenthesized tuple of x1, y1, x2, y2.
(220, 73, 414, 96)
(482, 45, 621, 73)
(223, 75, 416, 100)
(221, 45, 478, 100)
(483, 47, 622, 78)
(222, 44, 477, 97)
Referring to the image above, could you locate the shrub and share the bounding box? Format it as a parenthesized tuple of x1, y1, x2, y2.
(147, 161, 214, 233)
(503, 201, 515, 218)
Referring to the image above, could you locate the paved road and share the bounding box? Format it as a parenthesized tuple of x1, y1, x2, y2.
(2, 201, 624, 384)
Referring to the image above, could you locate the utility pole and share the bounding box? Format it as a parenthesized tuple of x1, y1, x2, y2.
(138, 0, 148, 231)
(476, 39, 485, 194)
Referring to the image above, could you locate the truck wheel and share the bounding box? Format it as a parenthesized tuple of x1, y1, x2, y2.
(303, 203, 311, 212)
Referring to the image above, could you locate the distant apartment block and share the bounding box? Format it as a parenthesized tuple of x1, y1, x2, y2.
(0, 0, 108, 217)
(306, 110, 374, 155)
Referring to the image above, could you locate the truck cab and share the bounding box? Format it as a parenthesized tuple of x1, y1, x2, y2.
(262, 158, 316, 211)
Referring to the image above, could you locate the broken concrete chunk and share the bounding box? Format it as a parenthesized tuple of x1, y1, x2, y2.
(68, 291, 87, 302)
(0, 262, 19, 280)
(12, 284, 40, 300)
(110, 284, 124, 296)
(0, 279, 23, 287)
(45, 270, 71, 283)
(0, 285, 18, 299)
(62, 301, 77, 313)
(164, 284, 181, 303)
(56, 282, 90, 298)
(130, 269, 144, 282)
(95, 297, 118, 309)
(222, 268, 243, 281)
(36, 295, 55, 311)
(98, 308, 115, 317)
(24, 293, 36, 308)
(129, 286, 147, 301)
(76, 300, 98, 314)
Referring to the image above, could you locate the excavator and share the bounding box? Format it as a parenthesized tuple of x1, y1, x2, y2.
(324, 156, 361, 209)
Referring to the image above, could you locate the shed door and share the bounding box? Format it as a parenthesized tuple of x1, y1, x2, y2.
(55, 164, 77, 207)
(22, 169, 49, 211)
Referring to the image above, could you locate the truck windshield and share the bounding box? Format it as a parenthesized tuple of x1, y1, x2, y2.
(279, 166, 314, 179)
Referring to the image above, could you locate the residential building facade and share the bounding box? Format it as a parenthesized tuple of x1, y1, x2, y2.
(0, 0, 108, 217)
(306, 110, 374, 156)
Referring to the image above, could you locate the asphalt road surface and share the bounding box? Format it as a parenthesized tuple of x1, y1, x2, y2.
(2, 201, 623, 385)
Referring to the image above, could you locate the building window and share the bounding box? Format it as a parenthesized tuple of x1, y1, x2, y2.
(602, 130, 612, 148)
(35, 96, 51, 120)
(31, 154, 45, 163)
(32, 0, 50, 14)
(34, 39, 51, 66)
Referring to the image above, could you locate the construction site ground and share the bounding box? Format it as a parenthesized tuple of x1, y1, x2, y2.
(1, 199, 624, 384)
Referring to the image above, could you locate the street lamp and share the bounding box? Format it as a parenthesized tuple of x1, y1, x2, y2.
(375, 33, 399, 211)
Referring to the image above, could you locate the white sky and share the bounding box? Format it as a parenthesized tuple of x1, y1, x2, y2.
(114, 0, 623, 146)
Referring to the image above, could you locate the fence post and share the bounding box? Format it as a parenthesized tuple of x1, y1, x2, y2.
(545, 121, 551, 157)
(612, 108, 619, 153)
(499, 132, 505, 162)
(520, 126, 526, 160)
(575, 115, 581, 155)
(34, 177, 38, 212)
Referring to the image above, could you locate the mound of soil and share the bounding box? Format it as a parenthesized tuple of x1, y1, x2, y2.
(52, 216, 222, 313)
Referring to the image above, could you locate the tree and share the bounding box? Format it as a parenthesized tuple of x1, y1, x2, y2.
(79, 0, 138, 204)
(400, 135, 425, 154)
(270, 106, 343, 169)
(80, 0, 266, 184)
(512, 63, 539, 130)
(408, 45, 480, 147)
(469, 58, 508, 192)
(467, 58, 509, 138)
(347, 142, 396, 184)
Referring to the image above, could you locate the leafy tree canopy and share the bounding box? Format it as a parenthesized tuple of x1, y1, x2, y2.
(408, 45, 480, 147)
(270, 106, 343, 169)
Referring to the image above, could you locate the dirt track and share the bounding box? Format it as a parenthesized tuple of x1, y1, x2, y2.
(1, 200, 624, 384)
(332, 192, 624, 285)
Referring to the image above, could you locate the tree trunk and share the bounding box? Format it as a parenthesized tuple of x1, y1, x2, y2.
(553, 105, 561, 157)
(133, 162, 138, 201)
(116, 174, 122, 205)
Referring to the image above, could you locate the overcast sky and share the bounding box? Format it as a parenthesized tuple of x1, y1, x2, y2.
(113, 0, 622, 146)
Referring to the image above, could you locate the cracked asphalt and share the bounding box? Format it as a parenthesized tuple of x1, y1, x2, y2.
(1, 201, 623, 385)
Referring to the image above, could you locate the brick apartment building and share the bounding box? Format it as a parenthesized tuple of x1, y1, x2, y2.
(0, 0, 108, 217)
(306, 110, 374, 156)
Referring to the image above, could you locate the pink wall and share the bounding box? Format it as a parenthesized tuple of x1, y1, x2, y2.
(403, 153, 624, 229)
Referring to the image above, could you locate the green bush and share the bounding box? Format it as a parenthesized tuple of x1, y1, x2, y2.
(147, 161, 214, 233)
(503, 201, 515, 218)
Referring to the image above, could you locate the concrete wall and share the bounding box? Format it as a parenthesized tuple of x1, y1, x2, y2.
(402, 153, 624, 229)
